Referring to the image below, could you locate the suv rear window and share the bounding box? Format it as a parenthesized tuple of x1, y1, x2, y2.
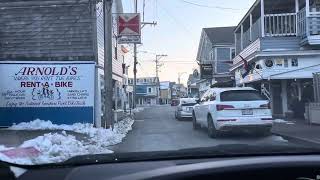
(220, 90, 267, 101)
(181, 103, 197, 106)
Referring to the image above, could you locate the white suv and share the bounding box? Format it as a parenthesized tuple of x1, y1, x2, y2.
(192, 87, 273, 138)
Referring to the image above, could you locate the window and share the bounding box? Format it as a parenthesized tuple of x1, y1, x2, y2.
(292, 58, 298, 67)
(148, 87, 152, 93)
(220, 90, 267, 101)
(144, 79, 147, 83)
(231, 48, 236, 59)
(216, 48, 231, 60)
(284, 58, 288, 67)
(265, 59, 274, 68)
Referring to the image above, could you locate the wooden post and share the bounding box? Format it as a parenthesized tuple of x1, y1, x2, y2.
(241, 24, 244, 50)
(250, 13, 253, 41)
(261, 0, 265, 37)
(306, 0, 310, 36)
(295, 0, 299, 36)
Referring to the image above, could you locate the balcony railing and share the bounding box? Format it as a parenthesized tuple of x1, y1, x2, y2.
(298, 7, 320, 39)
(264, 13, 297, 37)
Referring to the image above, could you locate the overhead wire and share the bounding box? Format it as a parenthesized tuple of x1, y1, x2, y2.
(180, 0, 244, 11)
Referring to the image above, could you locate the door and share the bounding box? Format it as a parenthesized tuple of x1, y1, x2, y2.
(272, 83, 283, 115)
(199, 89, 212, 125)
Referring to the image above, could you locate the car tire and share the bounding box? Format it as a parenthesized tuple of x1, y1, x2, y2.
(207, 115, 219, 138)
(192, 112, 199, 130)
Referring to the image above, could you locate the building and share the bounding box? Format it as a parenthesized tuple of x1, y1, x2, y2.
(230, 0, 320, 117)
(128, 77, 160, 106)
(196, 26, 236, 86)
(187, 69, 200, 98)
(160, 81, 172, 104)
(171, 83, 187, 99)
(0, 0, 127, 126)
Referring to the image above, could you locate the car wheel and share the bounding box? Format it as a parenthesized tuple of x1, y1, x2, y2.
(207, 115, 219, 138)
(192, 112, 199, 130)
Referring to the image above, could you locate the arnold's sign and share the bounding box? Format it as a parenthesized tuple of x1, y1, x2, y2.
(0, 61, 95, 126)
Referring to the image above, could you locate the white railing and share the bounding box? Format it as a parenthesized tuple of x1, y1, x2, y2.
(297, 8, 307, 37)
(298, 7, 320, 38)
(264, 13, 297, 37)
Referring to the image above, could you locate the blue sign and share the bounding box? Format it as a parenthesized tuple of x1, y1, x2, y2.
(0, 61, 95, 126)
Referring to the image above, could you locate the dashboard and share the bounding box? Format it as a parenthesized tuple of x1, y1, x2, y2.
(3, 155, 320, 180)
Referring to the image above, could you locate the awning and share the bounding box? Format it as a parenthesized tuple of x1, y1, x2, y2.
(269, 64, 320, 80)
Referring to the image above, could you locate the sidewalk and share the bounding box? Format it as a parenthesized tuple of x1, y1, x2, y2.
(272, 119, 320, 146)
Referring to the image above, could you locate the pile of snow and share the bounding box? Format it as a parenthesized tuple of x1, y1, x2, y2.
(274, 119, 288, 123)
(131, 107, 144, 113)
(1, 118, 134, 165)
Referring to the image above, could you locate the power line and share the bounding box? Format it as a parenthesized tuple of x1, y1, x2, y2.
(159, 3, 193, 35)
(180, 0, 244, 11)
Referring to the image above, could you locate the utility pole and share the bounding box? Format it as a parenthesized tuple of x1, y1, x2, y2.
(132, 0, 157, 108)
(155, 54, 167, 104)
(133, 0, 138, 109)
(178, 72, 187, 98)
(104, 0, 113, 128)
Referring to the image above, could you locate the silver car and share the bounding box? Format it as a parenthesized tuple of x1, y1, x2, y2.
(175, 98, 198, 121)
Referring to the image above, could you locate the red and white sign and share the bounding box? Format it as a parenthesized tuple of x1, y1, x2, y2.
(117, 13, 141, 36)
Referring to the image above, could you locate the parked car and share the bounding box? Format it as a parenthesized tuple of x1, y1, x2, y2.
(192, 87, 273, 138)
(175, 98, 198, 120)
(171, 99, 179, 106)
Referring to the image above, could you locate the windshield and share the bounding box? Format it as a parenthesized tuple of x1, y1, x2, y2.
(1, 0, 320, 168)
(220, 90, 267, 101)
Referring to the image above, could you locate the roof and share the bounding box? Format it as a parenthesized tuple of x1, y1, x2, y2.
(203, 26, 236, 44)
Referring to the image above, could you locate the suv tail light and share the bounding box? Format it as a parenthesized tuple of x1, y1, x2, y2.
(216, 104, 235, 111)
(260, 102, 271, 109)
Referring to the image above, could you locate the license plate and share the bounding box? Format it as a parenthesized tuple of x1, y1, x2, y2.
(242, 109, 253, 115)
(188, 107, 193, 111)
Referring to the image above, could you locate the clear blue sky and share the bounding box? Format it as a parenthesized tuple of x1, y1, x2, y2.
(122, 0, 256, 85)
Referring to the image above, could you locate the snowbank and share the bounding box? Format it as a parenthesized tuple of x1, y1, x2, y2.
(1, 118, 134, 165)
(131, 107, 144, 113)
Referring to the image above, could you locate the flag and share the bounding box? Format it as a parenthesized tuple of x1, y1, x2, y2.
(240, 55, 251, 78)
(121, 45, 129, 53)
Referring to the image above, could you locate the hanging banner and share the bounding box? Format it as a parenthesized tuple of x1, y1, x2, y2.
(0, 61, 95, 126)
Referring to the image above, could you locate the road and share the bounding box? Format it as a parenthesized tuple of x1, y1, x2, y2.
(112, 105, 298, 153)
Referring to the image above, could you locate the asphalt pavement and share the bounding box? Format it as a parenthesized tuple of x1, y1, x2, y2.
(111, 105, 298, 153)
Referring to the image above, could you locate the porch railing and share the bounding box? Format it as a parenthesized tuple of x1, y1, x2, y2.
(297, 8, 307, 38)
(297, 7, 320, 38)
(264, 13, 297, 37)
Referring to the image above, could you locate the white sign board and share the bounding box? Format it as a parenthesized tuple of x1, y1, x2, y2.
(118, 35, 141, 44)
(0, 62, 95, 107)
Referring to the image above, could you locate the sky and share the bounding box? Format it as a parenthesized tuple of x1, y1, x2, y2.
(122, 0, 256, 85)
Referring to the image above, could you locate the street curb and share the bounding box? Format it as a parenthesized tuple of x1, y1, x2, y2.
(272, 132, 320, 148)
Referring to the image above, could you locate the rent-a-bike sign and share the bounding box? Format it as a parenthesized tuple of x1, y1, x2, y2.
(117, 13, 141, 44)
(0, 61, 95, 126)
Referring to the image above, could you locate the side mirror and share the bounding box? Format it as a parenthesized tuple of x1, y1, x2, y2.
(196, 99, 200, 104)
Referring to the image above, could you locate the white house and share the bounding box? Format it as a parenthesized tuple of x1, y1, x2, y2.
(230, 0, 320, 117)
(196, 27, 236, 86)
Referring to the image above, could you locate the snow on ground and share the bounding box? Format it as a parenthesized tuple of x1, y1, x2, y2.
(1, 118, 134, 165)
(131, 107, 144, 113)
(274, 119, 295, 125)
